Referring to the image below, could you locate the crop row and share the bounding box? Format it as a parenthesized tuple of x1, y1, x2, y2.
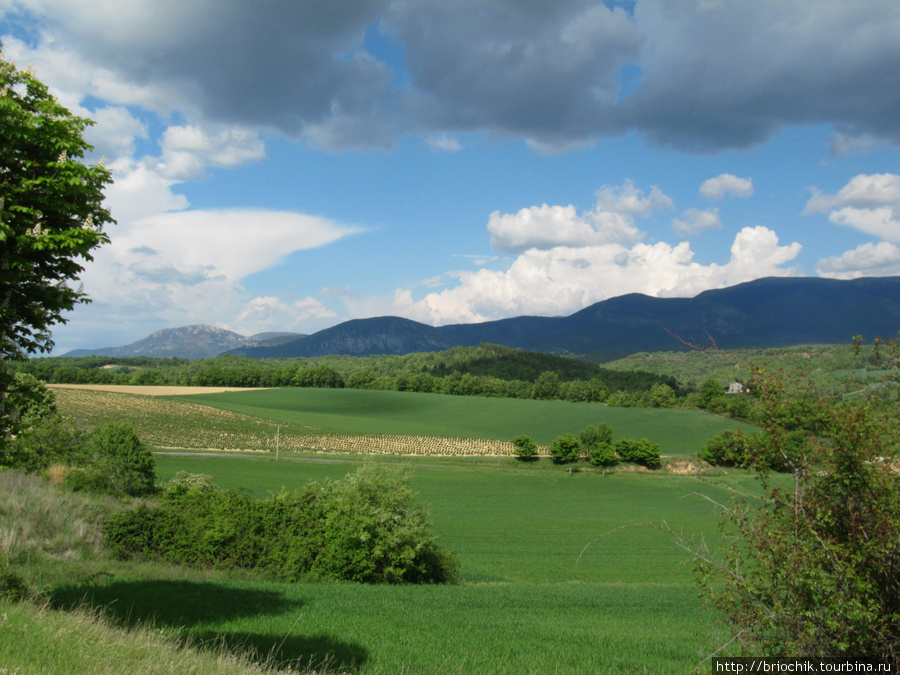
(51, 387, 520, 456)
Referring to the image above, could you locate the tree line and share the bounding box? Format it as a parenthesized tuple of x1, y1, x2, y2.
(17, 346, 690, 406)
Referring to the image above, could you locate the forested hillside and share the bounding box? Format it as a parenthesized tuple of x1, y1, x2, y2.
(19, 343, 679, 404)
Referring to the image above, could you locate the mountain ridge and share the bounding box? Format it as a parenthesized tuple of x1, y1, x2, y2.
(64, 325, 305, 360)
(64, 277, 900, 360)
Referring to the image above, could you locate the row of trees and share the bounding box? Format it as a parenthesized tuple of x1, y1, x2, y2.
(18, 355, 692, 405)
(512, 423, 662, 469)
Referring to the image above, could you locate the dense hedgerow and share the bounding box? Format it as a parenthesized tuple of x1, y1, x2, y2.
(614, 438, 662, 469)
(104, 465, 459, 584)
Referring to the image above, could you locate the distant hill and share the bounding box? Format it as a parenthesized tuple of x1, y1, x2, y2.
(67, 277, 900, 360)
(63, 325, 305, 360)
(234, 276, 900, 359)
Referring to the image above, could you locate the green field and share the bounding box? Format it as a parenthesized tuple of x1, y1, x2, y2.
(181, 387, 753, 454)
(46, 454, 761, 673)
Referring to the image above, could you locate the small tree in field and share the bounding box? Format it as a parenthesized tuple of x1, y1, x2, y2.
(512, 434, 539, 461)
(76, 423, 155, 496)
(578, 423, 613, 461)
(588, 442, 618, 468)
(549, 433, 580, 465)
(615, 437, 661, 469)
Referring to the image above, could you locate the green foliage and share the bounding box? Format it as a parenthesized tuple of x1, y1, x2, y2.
(549, 432, 581, 465)
(75, 423, 156, 496)
(615, 438, 661, 469)
(532, 371, 561, 400)
(649, 382, 678, 408)
(20, 342, 681, 404)
(104, 465, 459, 584)
(512, 434, 539, 461)
(692, 364, 900, 659)
(588, 442, 619, 468)
(578, 423, 613, 458)
(0, 51, 112, 453)
(9, 414, 87, 472)
(1, 374, 86, 471)
(698, 430, 745, 467)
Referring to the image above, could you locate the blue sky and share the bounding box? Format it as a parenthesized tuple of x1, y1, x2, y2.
(2, 1, 900, 354)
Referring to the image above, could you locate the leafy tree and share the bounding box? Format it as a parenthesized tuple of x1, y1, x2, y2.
(0, 52, 113, 449)
(697, 378, 726, 410)
(549, 432, 580, 465)
(588, 442, 618, 469)
(72, 423, 155, 497)
(615, 437, 661, 469)
(512, 434, 539, 461)
(579, 422, 613, 460)
(532, 371, 560, 400)
(699, 429, 753, 467)
(689, 364, 900, 659)
(649, 382, 678, 408)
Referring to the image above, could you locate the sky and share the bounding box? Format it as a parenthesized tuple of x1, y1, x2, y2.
(2, 1, 900, 354)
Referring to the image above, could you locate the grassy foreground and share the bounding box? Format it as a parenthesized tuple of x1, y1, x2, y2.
(16, 455, 764, 674)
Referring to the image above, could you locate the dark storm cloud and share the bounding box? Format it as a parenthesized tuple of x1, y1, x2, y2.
(9, 0, 900, 153)
(381, 0, 640, 147)
(619, 0, 900, 152)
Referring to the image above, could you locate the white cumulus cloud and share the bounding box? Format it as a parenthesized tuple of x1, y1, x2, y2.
(804, 173, 900, 242)
(673, 207, 721, 235)
(817, 242, 900, 279)
(395, 225, 801, 325)
(488, 180, 671, 253)
(700, 174, 754, 200)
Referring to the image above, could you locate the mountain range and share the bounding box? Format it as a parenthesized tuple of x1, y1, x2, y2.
(63, 276, 900, 360)
(63, 325, 305, 360)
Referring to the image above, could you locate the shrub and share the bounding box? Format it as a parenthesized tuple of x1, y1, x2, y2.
(103, 465, 459, 584)
(579, 423, 613, 460)
(615, 438, 661, 469)
(549, 433, 581, 465)
(589, 442, 619, 468)
(699, 430, 744, 466)
(5, 414, 87, 472)
(692, 365, 900, 659)
(512, 434, 539, 461)
(83, 423, 156, 496)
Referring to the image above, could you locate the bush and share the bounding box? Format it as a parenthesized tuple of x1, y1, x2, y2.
(692, 365, 900, 659)
(579, 423, 613, 460)
(104, 465, 459, 584)
(615, 438, 661, 469)
(512, 434, 539, 461)
(83, 423, 156, 496)
(589, 442, 619, 468)
(699, 430, 744, 466)
(549, 433, 581, 465)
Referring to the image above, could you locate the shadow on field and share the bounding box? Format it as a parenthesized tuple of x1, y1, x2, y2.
(51, 578, 368, 671)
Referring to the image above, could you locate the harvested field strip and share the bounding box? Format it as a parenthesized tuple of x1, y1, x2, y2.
(48, 384, 268, 396)
(52, 387, 519, 456)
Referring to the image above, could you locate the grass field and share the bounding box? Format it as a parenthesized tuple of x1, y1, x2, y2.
(182, 387, 753, 454)
(53, 386, 754, 458)
(42, 454, 762, 673)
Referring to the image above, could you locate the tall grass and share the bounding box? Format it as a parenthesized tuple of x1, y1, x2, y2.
(0, 597, 345, 674)
(0, 470, 120, 588)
